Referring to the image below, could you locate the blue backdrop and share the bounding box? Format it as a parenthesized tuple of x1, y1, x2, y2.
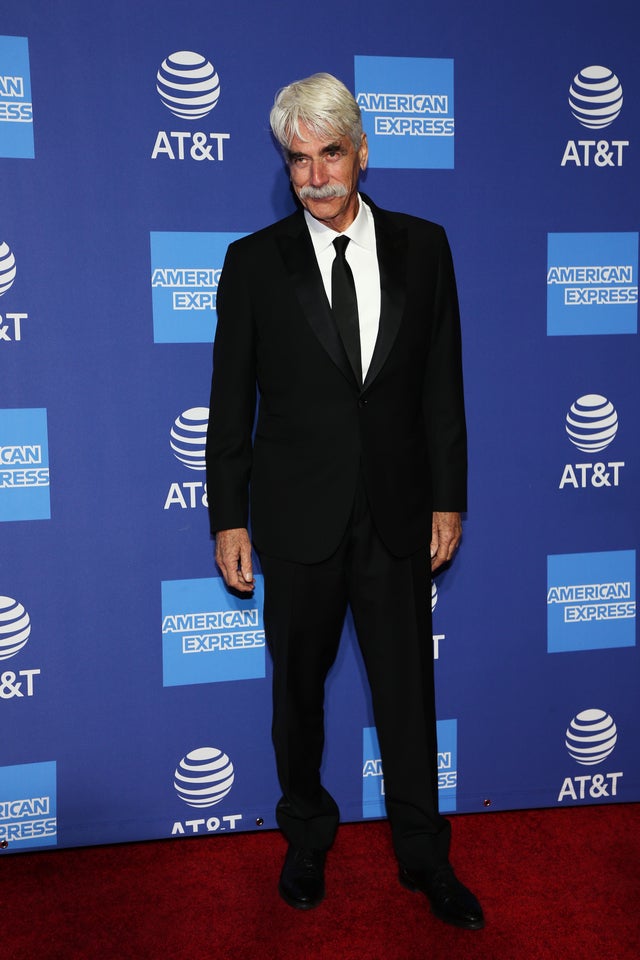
(1, 0, 637, 853)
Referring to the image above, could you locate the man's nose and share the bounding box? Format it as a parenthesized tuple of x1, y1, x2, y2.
(309, 158, 329, 185)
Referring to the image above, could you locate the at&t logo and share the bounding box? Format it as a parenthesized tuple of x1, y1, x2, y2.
(559, 394, 624, 490)
(557, 709, 623, 802)
(164, 407, 209, 510)
(0, 242, 28, 343)
(0, 596, 40, 698)
(431, 580, 445, 660)
(561, 66, 628, 167)
(151, 51, 230, 162)
(170, 746, 242, 836)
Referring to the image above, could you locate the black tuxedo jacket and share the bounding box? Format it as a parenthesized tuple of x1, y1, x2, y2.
(206, 195, 467, 563)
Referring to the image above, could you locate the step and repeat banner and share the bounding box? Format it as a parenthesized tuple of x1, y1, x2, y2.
(1, 1, 638, 853)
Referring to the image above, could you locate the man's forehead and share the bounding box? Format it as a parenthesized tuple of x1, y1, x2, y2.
(289, 125, 350, 151)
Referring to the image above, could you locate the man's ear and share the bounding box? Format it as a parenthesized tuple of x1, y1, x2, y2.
(359, 133, 369, 171)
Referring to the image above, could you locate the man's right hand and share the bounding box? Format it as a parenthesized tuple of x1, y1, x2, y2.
(215, 527, 255, 593)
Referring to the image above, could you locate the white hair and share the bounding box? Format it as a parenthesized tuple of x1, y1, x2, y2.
(269, 72, 363, 152)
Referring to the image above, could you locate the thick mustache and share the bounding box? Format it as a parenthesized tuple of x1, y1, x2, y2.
(298, 184, 348, 200)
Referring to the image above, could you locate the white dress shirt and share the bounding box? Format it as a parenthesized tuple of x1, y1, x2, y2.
(304, 196, 381, 380)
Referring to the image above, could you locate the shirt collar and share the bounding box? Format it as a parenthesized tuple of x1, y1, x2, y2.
(304, 195, 375, 255)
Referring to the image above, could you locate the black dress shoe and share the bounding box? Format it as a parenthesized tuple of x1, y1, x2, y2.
(399, 863, 484, 930)
(278, 845, 326, 909)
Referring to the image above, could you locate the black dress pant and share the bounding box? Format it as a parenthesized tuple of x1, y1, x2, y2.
(259, 479, 451, 873)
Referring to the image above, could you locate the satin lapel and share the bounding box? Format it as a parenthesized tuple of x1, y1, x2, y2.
(363, 203, 407, 390)
(276, 218, 357, 388)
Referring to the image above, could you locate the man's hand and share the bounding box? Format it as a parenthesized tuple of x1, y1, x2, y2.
(430, 511, 462, 572)
(215, 527, 255, 593)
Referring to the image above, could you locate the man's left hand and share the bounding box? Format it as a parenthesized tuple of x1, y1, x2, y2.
(430, 512, 462, 572)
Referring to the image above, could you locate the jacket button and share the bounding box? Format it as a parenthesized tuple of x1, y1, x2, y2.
(358, 398, 368, 408)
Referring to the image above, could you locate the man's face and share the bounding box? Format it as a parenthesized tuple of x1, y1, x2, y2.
(287, 123, 368, 233)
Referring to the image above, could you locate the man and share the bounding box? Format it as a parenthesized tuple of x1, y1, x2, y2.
(206, 73, 483, 930)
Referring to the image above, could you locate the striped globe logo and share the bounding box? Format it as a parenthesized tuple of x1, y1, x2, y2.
(156, 51, 220, 120)
(565, 395, 618, 453)
(0, 596, 31, 660)
(431, 581, 438, 612)
(174, 747, 235, 808)
(568, 66, 623, 129)
(0, 241, 17, 297)
(170, 407, 209, 471)
(565, 709, 617, 766)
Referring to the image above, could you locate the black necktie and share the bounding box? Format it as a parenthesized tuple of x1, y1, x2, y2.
(331, 235, 362, 385)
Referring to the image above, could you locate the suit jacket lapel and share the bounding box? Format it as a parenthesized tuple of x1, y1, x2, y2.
(363, 198, 407, 390)
(276, 215, 358, 387)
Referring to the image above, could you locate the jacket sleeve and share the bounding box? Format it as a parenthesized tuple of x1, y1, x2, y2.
(423, 227, 468, 512)
(205, 241, 257, 535)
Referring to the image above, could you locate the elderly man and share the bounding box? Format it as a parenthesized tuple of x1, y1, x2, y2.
(206, 73, 483, 930)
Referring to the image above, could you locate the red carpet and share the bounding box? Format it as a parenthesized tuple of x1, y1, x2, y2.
(4, 804, 639, 959)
